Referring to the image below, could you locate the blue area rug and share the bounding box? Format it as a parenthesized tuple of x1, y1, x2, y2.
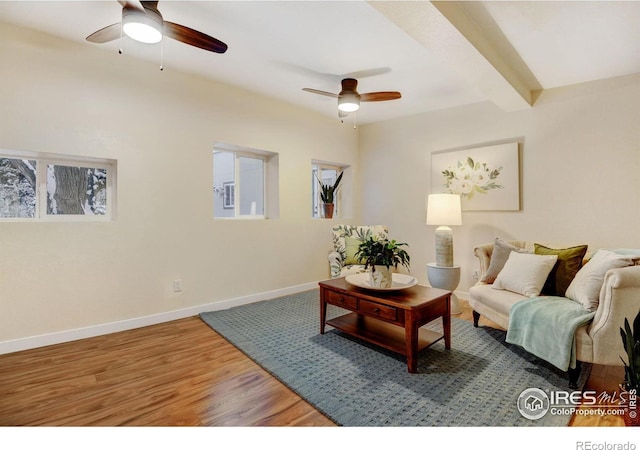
(200, 289, 589, 426)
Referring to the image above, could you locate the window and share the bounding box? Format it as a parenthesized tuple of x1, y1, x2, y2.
(0, 157, 36, 218)
(312, 161, 348, 218)
(0, 150, 116, 221)
(213, 143, 278, 219)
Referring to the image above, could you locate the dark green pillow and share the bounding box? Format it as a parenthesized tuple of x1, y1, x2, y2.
(534, 243, 588, 296)
(344, 236, 364, 265)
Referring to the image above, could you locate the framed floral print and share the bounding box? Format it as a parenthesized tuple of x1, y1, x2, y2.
(431, 142, 520, 211)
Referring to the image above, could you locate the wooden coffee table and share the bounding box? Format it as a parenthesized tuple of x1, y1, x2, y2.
(319, 277, 451, 373)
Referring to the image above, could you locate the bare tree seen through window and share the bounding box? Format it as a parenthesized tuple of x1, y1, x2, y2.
(0, 158, 107, 217)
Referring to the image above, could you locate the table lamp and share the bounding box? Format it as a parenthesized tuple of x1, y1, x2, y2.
(426, 194, 462, 267)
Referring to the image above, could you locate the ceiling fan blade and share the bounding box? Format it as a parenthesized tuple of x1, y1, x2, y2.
(344, 67, 391, 80)
(360, 91, 402, 102)
(141, 1, 160, 12)
(302, 88, 339, 98)
(118, 0, 146, 12)
(86, 23, 122, 43)
(163, 21, 228, 54)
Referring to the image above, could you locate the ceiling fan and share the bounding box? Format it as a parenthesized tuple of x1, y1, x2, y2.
(86, 1, 227, 54)
(303, 78, 401, 117)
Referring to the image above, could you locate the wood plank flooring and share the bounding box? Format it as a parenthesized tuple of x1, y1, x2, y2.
(0, 299, 625, 426)
(0, 317, 333, 426)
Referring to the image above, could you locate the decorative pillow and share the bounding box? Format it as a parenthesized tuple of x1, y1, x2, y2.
(481, 238, 531, 283)
(492, 252, 558, 298)
(344, 236, 364, 265)
(565, 249, 635, 311)
(534, 243, 588, 297)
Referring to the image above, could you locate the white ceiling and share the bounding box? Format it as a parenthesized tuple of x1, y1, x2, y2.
(1, 1, 640, 124)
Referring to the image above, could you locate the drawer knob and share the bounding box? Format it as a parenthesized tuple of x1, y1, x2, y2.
(374, 307, 380, 313)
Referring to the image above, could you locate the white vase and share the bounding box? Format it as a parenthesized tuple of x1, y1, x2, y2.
(369, 265, 393, 288)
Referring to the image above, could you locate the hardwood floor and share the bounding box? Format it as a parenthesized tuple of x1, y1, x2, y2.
(0, 317, 333, 426)
(0, 299, 625, 426)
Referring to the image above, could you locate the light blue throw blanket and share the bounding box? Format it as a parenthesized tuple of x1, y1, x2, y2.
(506, 297, 595, 371)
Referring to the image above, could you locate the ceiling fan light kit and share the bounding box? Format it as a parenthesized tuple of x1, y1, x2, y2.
(338, 93, 360, 112)
(122, 8, 163, 43)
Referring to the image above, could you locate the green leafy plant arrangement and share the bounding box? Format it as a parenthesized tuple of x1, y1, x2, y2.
(620, 309, 640, 390)
(315, 172, 343, 204)
(354, 236, 410, 272)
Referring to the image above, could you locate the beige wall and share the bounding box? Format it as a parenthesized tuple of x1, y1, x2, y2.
(359, 74, 640, 294)
(3, 21, 639, 350)
(0, 23, 360, 346)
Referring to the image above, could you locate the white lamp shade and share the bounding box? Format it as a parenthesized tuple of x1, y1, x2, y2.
(426, 194, 462, 226)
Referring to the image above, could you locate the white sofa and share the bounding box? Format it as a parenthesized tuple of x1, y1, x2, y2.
(469, 239, 640, 386)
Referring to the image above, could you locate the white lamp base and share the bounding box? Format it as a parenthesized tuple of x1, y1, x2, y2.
(427, 263, 461, 315)
(434, 225, 454, 267)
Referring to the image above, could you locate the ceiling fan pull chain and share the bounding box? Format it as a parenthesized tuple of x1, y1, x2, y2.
(353, 111, 357, 129)
(118, 24, 123, 55)
(160, 39, 164, 71)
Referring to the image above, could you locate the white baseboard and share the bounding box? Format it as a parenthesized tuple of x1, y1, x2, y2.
(0, 281, 319, 355)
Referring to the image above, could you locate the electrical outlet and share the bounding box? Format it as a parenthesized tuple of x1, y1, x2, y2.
(173, 279, 183, 293)
(472, 270, 479, 282)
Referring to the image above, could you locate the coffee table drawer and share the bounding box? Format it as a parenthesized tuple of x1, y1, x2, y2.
(359, 300, 397, 321)
(325, 291, 358, 310)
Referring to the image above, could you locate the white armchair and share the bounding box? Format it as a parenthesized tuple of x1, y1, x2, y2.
(328, 224, 389, 278)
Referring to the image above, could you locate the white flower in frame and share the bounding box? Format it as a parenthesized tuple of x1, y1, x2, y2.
(442, 157, 503, 200)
